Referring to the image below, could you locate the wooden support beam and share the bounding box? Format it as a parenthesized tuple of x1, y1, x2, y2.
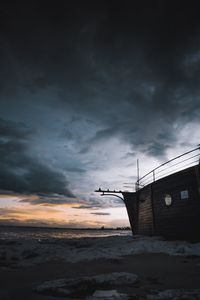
(95, 188, 123, 194)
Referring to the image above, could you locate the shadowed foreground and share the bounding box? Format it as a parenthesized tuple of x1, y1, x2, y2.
(1, 253, 200, 299)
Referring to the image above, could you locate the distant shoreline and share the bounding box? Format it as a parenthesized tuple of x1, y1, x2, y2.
(0, 224, 131, 231)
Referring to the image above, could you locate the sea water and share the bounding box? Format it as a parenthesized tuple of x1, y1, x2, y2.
(0, 226, 132, 240)
(0, 226, 200, 267)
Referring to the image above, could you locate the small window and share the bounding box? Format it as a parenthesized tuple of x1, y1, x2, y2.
(164, 194, 172, 206)
(180, 190, 189, 199)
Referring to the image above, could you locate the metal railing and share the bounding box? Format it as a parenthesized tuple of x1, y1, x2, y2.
(135, 145, 200, 191)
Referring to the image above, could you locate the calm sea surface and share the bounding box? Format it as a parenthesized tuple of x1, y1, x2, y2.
(0, 226, 132, 240)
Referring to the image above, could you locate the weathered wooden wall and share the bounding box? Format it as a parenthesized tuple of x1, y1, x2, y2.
(123, 186, 154, 236)
(123, 192, 138, 235)
(137, 185, 154, 235)
(152, 165, 200, 240)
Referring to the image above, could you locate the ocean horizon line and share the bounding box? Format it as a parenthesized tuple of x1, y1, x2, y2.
(0, 224, 131, 231)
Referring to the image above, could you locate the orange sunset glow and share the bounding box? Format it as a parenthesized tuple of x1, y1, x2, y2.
(0, 195, 129, 228)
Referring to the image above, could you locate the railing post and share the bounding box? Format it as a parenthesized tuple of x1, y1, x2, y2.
(153, 170, 155, 182)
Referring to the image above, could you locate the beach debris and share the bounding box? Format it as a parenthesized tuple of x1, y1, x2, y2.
(146, 289, 200, 300)
(35, 272, 138, 298)
(22, 249, 39, 259)
(93, 272, 138, 285)
(86, 289, 129, 300)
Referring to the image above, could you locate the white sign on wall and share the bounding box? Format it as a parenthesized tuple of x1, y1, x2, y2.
(180, 190, 189, 199)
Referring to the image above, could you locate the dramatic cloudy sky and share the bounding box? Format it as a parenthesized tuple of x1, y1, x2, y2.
(0, 1, 200, 227)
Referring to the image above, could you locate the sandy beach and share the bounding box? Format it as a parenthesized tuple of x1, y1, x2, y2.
(0, 234, 200, 299)
(1, 253, 200, 299)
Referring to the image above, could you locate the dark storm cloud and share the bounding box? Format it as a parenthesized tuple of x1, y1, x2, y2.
(79, 126, 119, 154)
(66, 167, 86, 173)
(73, 205, 101, 210)
(11, 0, 199, 158)
(73, 194, 124, 210)
(0, 118, 33, 140)
(72, 198, 103, 210)
(20, 196, 74, 205)
(0, 118, 74, 198)
(19, 193, 76, 205)
(91, 212, 110, 216)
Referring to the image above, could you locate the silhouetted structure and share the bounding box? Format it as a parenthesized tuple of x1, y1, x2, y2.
(96, 146, 200, 241)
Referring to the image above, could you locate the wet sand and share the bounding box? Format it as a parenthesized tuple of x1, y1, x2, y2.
(1, 253, 200, 299)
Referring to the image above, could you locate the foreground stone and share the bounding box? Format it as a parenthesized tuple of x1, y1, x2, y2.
(87, 289, 129, 300)
(36, 272, 138, 298)
(147, 289, 200, 300)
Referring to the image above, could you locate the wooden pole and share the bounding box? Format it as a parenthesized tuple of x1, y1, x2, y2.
(137, 159, 139, 190)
